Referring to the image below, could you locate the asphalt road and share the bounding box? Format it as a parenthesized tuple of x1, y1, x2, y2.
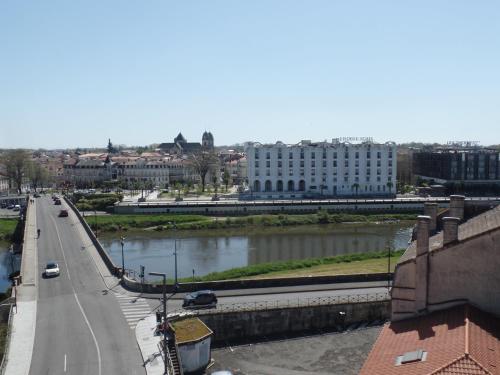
(29, 197, 145, 375)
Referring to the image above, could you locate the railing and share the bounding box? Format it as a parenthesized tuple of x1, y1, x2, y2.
(171, 292, 389, 316)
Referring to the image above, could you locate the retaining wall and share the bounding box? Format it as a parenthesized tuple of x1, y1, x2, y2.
(64, 197, 119, 276)
(198, 300, 390, 345)
(121, 272, 393, 294)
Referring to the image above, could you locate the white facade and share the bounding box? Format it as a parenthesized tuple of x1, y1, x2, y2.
(245, 140, 397, 197)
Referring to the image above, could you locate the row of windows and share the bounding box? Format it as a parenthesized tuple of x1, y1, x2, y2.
(255, 160, 393, 168)
(255, 150, 392, 160)
(252, 179, 392, 193)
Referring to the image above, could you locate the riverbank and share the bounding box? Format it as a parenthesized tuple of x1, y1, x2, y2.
(0, 219, 17, 241)
(156, 249, 405, 283)
(88, 212, 416, 233)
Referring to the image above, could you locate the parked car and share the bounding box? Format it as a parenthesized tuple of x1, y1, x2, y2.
(54, 199, 62, 205)
(183, 290, 217, 309)
(58, 209, 69, 217)
(0, 202, 7, 209)
(7, 204, 14, 209)
(44, 262, 60, 277)
(13, 204, 21, 211)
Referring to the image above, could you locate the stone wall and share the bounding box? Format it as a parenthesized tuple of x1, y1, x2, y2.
(198, 301, 389, 345)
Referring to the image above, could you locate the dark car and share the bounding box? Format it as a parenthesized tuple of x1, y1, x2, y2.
(58, 209, 69, 217)
(54, 199, 62, 205)
(183, 290, 217, 309)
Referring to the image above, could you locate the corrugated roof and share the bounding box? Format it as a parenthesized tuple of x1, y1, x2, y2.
(359, 304, 500, 375)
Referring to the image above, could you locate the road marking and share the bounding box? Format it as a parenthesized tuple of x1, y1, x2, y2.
(64, 354, 67, 372)
(114, 293, 152, 329)
(50, 215, 102, 375)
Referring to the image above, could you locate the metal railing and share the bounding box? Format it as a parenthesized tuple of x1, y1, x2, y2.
(172, 292, 389, 316)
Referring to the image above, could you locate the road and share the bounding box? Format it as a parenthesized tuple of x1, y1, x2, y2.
(30, 197, 145, 375)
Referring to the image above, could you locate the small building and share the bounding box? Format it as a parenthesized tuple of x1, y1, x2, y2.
(170, 317, 213, 374)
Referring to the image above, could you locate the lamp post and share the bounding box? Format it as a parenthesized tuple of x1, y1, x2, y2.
(120, 236, 125, 277)
(149, 272, 167, 375)
(169, 222, 178, 287)
(387, 245, 391, 290)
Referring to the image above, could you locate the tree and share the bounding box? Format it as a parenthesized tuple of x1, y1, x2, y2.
(351, 183, 360, 196)
(222, 169, 231, 192)
(386, 181, 394, 196)
(189, 151, 219, 192)
(212, 173, 219, 197)
(28, 162, 49, 192)
(2, 150, 30, 194)
(107, 139, 116, 154)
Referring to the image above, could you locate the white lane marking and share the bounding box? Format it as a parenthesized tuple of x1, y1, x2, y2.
(50, 215, 102, 375)
(64, 354, 67, 372)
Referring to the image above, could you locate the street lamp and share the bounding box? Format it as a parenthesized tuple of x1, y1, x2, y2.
(169, 222, 178, 287)
(120, 236, 126, 277)
(149, 271, 168, 375)
(387, 245, 392, 290)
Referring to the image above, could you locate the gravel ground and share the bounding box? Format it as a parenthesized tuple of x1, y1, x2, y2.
(207, 325, 382, 375)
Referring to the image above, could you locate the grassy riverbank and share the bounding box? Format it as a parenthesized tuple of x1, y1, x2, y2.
(88, 212, 416, 232)
(0, 219, 18, 241)
(169, 249, 405, 283)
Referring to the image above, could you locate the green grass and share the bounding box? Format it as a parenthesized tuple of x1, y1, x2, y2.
(0, 219, 18, 241)
(153, 249, 405, 283)
(86, 214, 211, 232)
(87, 212, 416, 233)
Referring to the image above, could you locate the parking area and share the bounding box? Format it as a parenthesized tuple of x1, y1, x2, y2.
(207, 324, 382, 375)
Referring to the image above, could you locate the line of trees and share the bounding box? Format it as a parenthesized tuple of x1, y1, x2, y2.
(1, 149, 51, 194)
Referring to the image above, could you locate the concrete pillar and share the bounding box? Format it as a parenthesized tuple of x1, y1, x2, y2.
(424, 203, 438, 233)
(415, 215, 430, 313)
(449, 195, 465, 220)
(443, 217, 460, 246)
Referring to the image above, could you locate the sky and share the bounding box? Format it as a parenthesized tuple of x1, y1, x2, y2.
(1, 1, 500, 149)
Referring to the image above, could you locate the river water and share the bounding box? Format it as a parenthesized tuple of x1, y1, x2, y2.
(100, 222, 413, 280)
(0, 242, 21, 292)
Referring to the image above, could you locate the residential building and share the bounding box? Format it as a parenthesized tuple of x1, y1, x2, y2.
(245, 139, 397, 198)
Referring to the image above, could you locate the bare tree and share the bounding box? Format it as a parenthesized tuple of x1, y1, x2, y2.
(2, 150, 30, 194)
(189, 151, 218, 192)
(29, 162, 50, 192)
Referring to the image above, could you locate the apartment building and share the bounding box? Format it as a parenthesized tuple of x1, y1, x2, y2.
(245, 139, 397, 198)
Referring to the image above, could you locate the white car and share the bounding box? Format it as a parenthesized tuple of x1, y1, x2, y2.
(44, 262, 60, 277)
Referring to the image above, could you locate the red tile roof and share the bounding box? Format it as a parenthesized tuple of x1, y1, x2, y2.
(359, 304, 500, 375)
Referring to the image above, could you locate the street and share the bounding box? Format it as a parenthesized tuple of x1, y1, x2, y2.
(30, 197, 145, 375)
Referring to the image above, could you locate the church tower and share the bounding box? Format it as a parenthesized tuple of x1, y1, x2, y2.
(202, 131, 214, 149)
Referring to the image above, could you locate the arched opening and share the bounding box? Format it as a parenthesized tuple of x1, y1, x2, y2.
(277, 180, 283, 192)
(253, 180, 261, 192)
(299, 180, 306, 191)
(287, 180, 295, 192)
(265, 180, 272, 192)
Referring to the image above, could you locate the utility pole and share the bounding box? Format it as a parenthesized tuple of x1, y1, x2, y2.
(387, 245, 391, 290)
(120, 236, 126, 277)
(149, 272, 167, 375)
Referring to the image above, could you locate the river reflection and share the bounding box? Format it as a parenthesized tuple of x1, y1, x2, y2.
(100, 223, 413, 280)
(0, 242, 21, 292)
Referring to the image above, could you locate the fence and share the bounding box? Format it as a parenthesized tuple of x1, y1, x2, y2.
(170, 292, 389, 316)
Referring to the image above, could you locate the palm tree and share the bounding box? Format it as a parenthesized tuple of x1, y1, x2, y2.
(386, 181, 394, 196)
(351, 183, 360, 196)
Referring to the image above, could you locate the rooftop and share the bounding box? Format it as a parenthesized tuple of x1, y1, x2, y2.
(170, 317, 212, 345)
(360, 304, 500, 375)
(399, 204, 500, 264)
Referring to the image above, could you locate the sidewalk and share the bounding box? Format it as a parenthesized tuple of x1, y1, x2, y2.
(135, 315, 164, 375)
(3, 200, 37, 375)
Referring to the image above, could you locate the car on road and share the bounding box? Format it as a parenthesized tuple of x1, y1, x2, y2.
(34, 193, 41, 198)
(44, 262, 60, 277)
(54, 199, 62, 205)
(211, 371, 234, 375)
(58, 209, 69, 217)
(182, 290, 217, 309)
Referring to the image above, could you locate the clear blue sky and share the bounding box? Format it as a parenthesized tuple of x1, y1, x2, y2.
(1, 1, 500, 149)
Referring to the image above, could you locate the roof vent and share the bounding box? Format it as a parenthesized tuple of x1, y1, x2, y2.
(395, 349, 427, 365)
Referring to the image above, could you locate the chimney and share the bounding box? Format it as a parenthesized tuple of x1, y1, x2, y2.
(449, 195, 465, 220)
(424, 203, 438, 233)
(442, 217, 460, 245)
(415, 216, 430, 313)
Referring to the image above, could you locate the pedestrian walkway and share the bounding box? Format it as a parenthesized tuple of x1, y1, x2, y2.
(114, 292, 152, 329)
(135, 315, 164, 375)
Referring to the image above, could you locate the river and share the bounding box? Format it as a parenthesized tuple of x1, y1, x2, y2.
(100, 222, 413, 280)
(0, 242, 21, 292)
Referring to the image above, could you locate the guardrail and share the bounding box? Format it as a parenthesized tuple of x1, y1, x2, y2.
(174, 292, 389, 316)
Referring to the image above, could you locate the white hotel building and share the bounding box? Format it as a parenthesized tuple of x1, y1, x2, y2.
(245, 139, 397, 198)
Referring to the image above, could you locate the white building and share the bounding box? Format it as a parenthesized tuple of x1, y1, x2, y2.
(245, 139, 397, 198)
